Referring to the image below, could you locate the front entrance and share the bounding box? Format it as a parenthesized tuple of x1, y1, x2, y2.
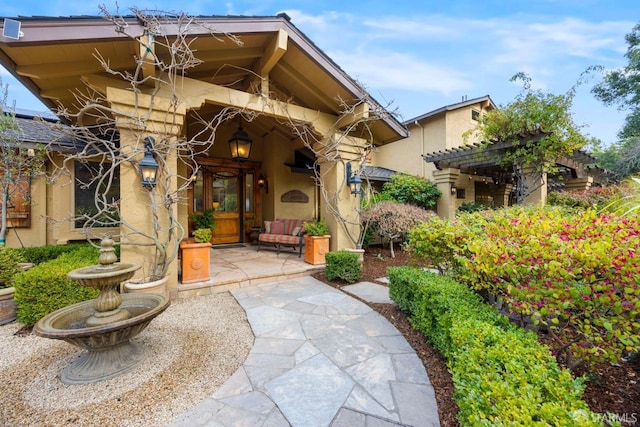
(191, 158, 261, 245)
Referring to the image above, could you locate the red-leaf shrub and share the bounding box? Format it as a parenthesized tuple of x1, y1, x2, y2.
(462, 206, 640, 370)
(360, 201, 435, 257)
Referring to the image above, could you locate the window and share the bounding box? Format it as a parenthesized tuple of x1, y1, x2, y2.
(0, 172, 30, 228)
(74, 161, 120, 228)
(471, 109, 481, 121)
(456, 188, 466, 199)
(245, 172, 254, 213)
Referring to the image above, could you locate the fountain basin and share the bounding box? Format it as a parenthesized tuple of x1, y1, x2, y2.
(34, 293, 170, 384)
(67, 262, 140, 288)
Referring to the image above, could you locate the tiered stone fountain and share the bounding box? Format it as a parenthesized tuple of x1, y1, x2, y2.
(34, 238, 170, 384)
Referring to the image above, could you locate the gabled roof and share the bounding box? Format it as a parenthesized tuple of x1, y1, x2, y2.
(404, 95, 496, 125)
(0, 13, 407, 144)
(2, 110, 79, 151)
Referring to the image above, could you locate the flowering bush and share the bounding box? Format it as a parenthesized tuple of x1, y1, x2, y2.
(462, 206, 640, 369)
(547, 185, 622, 210)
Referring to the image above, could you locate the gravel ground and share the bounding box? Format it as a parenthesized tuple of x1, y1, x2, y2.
(0, 292, 254, 427)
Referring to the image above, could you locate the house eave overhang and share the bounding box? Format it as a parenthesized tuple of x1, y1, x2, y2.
(0, 14, 406, 142)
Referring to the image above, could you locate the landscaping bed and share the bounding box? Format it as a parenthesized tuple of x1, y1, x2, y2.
(314, 245, 639, 427)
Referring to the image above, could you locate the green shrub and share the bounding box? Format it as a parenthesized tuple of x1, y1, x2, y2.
(13, 245, 100, 326)
(388, 267, 599, 426)
(15, 243, 87, 265)
(406, 211, 486, 274)
(190, 208, 216, 230)
(193, 228, 212, 243)
(325, 250, 361, 284)
(304, 219, 330, 236)
(380, 172, 441, 209)
(0, 247, 26, 288)
(456, 201, 489, 213)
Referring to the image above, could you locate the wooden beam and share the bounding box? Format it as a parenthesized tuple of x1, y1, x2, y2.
(335, 102, 370, 130)
(16, 57, 132, 79)
(256, 29, 288, 95)
(277, 61, 338, 112)
(138, 34, 156, 87)
(154, 74, 339, 136)
(82, 74, 133, 95)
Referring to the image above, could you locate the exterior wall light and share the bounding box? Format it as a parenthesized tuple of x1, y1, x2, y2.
(346, 162, 362, 195)
(139, 136, 158, 189)
(228, 124, 252, 162)
(450, 183, 457, 195)
(257, 174, 268, 193)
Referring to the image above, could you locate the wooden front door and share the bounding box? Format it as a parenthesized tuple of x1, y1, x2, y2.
(211, 170, 241, 244)
(191, 158, 261, 246)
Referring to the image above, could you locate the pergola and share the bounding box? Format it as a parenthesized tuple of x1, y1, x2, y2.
(423, 136, 611, 188)
(422, 134, 613, 217)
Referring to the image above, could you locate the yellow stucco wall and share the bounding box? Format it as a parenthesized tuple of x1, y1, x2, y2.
(270, 139, 316, 222)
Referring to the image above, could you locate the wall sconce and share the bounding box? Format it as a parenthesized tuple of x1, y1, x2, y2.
(228, 123, 252, 162)
(346, 162, 362, 195)
(257, 174, 269, 193)
(450, 183, 457, 195)
(139, 136, 158, 189)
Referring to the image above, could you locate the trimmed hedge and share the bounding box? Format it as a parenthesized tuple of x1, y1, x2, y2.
(0, 247, 26, 287)
(15, 243, 88, 265)
(325, 250, 362, 284)
(13, 245, 100, 327)
(388, 266, 600, 426)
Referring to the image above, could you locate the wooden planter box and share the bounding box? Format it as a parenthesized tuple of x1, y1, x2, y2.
(179, 239, 212, 284)
(304, 235, 330, 265)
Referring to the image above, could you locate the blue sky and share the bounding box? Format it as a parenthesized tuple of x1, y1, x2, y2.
(1, 1, 638, 144)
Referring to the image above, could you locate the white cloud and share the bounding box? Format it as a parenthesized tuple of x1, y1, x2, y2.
(330, 50, 472, 95)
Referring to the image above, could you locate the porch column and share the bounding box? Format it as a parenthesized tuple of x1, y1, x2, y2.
(317, 134, 366, 251)
(106, 87, 186, 297)
(432, 168, 460, 219)
(565, 176, 593, 192)
(520, 167, 547, 206)
(493, 184, 514, 208)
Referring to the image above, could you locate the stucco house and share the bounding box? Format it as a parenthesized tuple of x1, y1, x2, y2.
(372, 95, 608, 218)
(0, 13, 407, 296)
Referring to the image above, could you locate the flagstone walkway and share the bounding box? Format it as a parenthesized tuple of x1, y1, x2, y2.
(169, 276, 440, 427)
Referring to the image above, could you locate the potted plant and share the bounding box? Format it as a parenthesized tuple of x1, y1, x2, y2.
(303, 219, 331, 265)
(0, 247, 24, 325)
(179, 209, 214, 284)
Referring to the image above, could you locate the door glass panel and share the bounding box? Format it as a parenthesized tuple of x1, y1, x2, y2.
(245, 173, 254, 213)
(213, 172, 238, 212)
(193, 170, 204, 212)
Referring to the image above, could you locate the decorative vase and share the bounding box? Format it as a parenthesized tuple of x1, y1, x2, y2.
(179, 238, 212, 284)
(124, 275, 169, 298)
(0, 286, 17, 325)
(304, 235, 330, 265)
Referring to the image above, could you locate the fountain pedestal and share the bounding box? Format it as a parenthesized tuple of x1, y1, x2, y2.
(34, 239, 170, 384)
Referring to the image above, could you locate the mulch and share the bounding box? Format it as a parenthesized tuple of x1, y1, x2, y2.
(313, 245, 640, 426)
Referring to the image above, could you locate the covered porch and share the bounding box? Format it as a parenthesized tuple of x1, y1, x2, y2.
(177, 244, 323, 299)
(0, 12, 407, 299)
